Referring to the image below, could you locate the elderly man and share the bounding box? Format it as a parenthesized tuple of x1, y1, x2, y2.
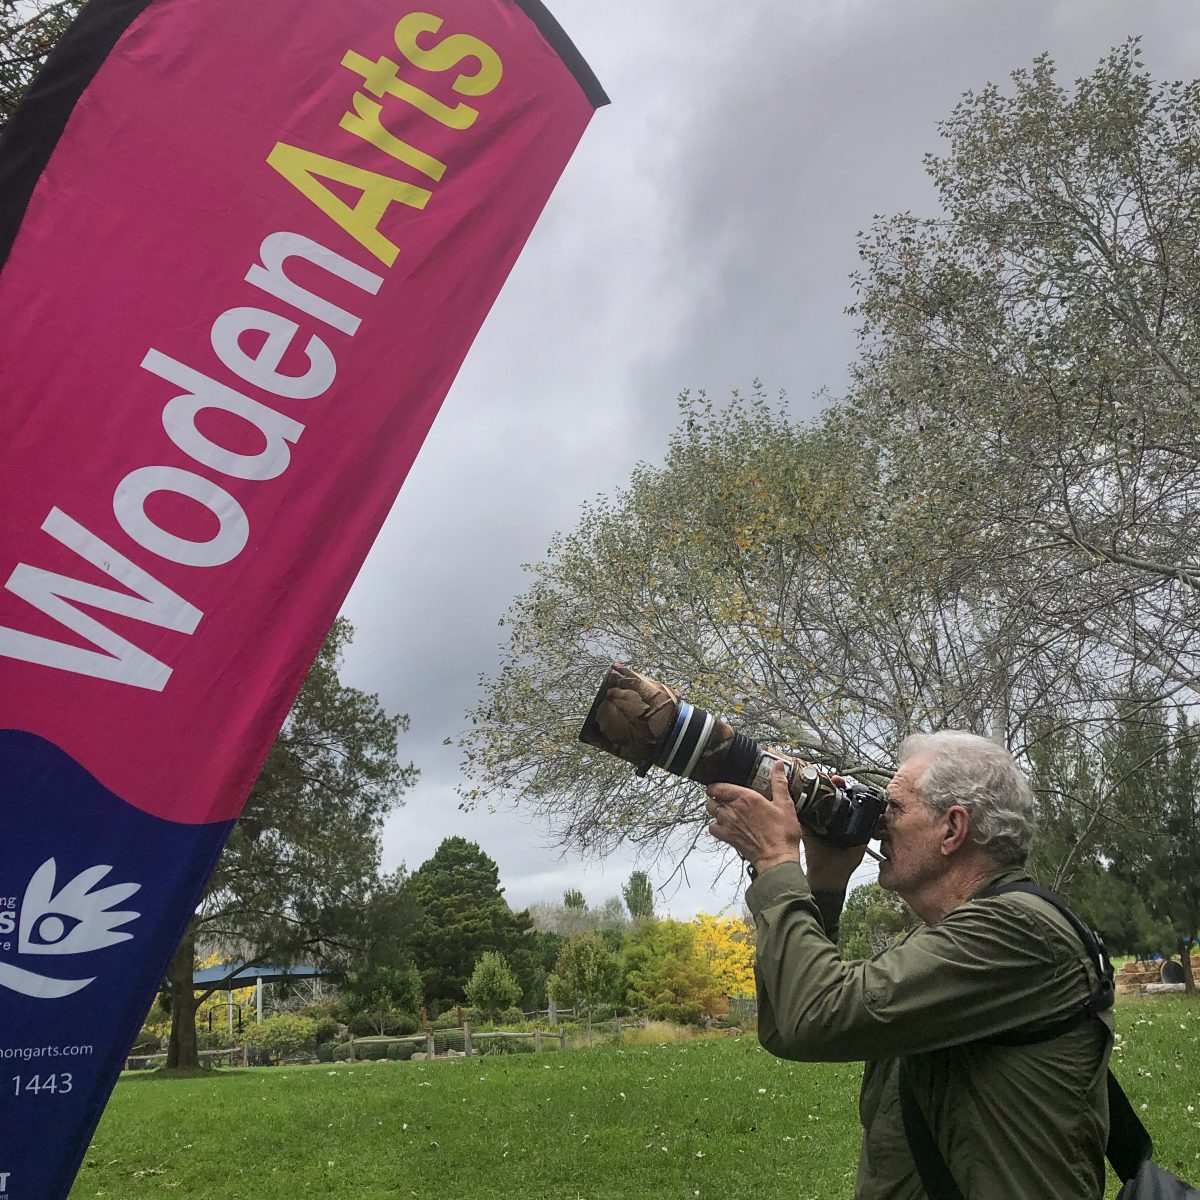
(706, 730, 1112, 1200)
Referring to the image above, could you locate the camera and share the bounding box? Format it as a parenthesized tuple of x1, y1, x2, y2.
(578, 662, 886, 849)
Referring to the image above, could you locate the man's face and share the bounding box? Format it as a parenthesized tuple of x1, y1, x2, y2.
(876, 754, 949, 899)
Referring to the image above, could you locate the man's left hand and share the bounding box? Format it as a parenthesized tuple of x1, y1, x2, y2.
(706, 760, 802, 874)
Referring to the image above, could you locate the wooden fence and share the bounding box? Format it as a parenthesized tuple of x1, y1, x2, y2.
(348, 1025, 566, 1059)
(126, 1017, 648, 1072)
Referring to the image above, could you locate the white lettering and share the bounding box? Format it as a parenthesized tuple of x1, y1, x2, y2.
(210, 307, 335, 400)
(245, 231, 383, 336)
(113, 466, 249, 568)
(0, 509, 200, 691)
(145, 350, 306, 481)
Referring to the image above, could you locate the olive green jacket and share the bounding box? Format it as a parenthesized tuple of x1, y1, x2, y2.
(746, 863, 1112, 1199)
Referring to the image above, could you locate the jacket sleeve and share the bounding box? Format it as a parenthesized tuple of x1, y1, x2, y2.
(746, 862, 1090, 1063)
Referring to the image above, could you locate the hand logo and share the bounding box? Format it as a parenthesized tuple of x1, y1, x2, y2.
(0, 860, 141, 999)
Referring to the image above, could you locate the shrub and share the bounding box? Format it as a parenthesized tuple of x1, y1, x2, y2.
(242, 1014, 319, 1064)
(620, 1020, 702, 1045)
(465, 951, 523, 1020)
(315, 1041, 339, 1063)
(432, 1009, 462, 1029)
(346, 1013, 377, 1038)
(354, 1041, 389, 1061)
(196, 1027, 237, 1051)
(346, 1009, 417, 1037)
(482, 1037, 534, 1056)
(330, 1043, 354, 1062)
(387, 1041, 418, 1061)
(312, 1018, 342, 1044)
(129, 1027, 161, 1054)
(299, 997, 340, 1022)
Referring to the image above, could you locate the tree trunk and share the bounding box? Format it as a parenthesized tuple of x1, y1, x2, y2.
(1180, 937, 1196, 997)
(166, 924, 200, 1069)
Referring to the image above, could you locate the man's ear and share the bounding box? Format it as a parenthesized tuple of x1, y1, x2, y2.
(941, 805, 972, 856)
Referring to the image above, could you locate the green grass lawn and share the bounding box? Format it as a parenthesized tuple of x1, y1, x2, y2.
(70, 998, 1200, 1200)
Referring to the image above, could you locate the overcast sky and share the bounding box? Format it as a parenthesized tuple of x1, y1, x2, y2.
(337, 0, 1200, 919)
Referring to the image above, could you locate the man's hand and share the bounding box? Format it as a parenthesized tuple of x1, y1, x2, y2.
(800, 829, 867, 892)
(706, 760, 801, 874)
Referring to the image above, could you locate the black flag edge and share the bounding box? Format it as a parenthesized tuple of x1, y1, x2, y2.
(0, 0, 155, 273)
(0, 0, 608, 274)
(512, 0, 610, 109)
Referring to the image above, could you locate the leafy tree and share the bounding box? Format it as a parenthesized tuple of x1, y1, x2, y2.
(522, 929, 565, 1010)
(547, 932, 621, 1040)
(1070, 866, 1172, 959)
(527, 893, 628, 938)
(459, 44, 1200, 887)
(622, 870, 655, 921)
(841, 40, 1200, 799)
(562, 888, 586, 910)
(339, 963, 423, 1035)
(1101, 703, 1200, 991)
(164, 618, 416, 1069)
(466, 951, 523, 1021)
(1, 0, 84, 133)
(838, 883, 919, 960)
(404, 837, 536, 1006)
(622, 919, 726, 1025)
(692, 913, 755, 998)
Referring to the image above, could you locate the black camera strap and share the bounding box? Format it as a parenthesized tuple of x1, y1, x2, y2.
(898, 881, 1154, 1200)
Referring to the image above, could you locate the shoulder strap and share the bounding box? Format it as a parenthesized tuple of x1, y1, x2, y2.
(898, 1058, 964, 1200)
(975, 881, 1153, 1182)
(974, 881, 1114, 1046)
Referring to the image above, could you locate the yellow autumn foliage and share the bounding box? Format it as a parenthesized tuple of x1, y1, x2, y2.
(692, 912, 755, 999)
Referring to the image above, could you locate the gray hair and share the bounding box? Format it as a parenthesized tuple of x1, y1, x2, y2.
(898, 731, 1035, 867)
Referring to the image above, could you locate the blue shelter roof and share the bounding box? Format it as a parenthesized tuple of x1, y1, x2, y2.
(192, 961, 332, 989)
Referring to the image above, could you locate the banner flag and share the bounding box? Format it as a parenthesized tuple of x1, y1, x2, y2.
(0, 0, 606, 1193)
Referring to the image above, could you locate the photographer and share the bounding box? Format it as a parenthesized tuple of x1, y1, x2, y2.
(706, 730, 1112, 1200)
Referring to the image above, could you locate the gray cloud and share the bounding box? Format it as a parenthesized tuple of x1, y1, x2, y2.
(338, 0, 1200, 915)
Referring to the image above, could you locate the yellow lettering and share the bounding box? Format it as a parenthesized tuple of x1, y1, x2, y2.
(266, 143, 431, 267)
(341, 50, 478, 130)
(339, 93, 447, 181)
(393, 12, 502, 97)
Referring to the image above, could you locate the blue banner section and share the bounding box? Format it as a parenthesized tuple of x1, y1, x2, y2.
(0, 730, 231, 1200)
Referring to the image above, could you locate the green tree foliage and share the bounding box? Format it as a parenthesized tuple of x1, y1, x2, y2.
(622, 920, 725, 1025)
(497, 929, 566, 1011)
(562, 888, 586, 910)
(404, 837, 537, 1006)
(622, 870, 655, 921)
(547, 932, 621, 1038)
(838, 883, 918, 960)
(0, 0, 83, 133)
(242, 1013, 318, 1065)
(1018, 695, 1195, 970)
(465, 951, 523, 1021)
(165, 618, 416, 1068)
(338, 963, 423, 1035)
(1070, 866, 1172, 959)
(1100, 703, 1200, 989)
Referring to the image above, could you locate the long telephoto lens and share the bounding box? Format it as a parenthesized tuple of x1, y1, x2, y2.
(579, 663, 886, 848)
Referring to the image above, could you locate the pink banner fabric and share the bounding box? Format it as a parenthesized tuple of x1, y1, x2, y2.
(0, 0, 599, 823)
(0, 2, 602, 1195)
